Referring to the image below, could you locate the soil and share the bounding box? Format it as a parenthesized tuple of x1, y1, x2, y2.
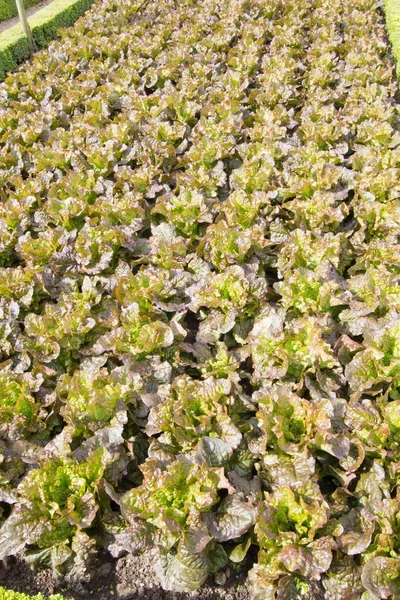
(0, 0, 56, 35)
(0, 552, 252, 600)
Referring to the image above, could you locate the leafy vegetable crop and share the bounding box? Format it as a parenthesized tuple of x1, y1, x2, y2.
(0, 588, 63, 600)
(0, 0, 400, 598)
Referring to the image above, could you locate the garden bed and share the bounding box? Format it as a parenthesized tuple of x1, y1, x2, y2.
(0, 0, 400, 598)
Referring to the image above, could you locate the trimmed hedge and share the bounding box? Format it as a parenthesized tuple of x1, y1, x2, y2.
(0, 26, 29, 78)
(0, 589, 64, 600)
(0, 0, 41, 22)
(0, 0, 94, 79)
(385, 0, 400, 77)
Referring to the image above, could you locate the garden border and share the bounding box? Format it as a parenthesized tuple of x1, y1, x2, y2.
(0, 0, 42, 23)
(0, 0, 94, 80)
(385, 0, 400, 77)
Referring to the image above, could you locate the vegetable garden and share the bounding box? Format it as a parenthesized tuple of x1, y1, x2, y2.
(0, 0, 400, 598)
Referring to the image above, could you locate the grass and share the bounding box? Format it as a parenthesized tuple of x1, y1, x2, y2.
(385, 0, 400, 77)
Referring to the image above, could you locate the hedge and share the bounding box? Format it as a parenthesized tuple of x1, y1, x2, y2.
(0, 589, 64, 600)
(385, 0, 400, 77)
(0, 0, 41, 23)
(0, 0, 94, 80)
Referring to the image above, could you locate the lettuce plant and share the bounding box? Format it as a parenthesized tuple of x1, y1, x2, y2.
(0, 448, 112, 581)
(0, 0, 399, 597)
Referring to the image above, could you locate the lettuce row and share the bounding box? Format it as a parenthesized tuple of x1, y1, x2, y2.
(0, 0, 400, 598)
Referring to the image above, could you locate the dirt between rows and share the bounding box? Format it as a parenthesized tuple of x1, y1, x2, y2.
(0, 551, 252, 600)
